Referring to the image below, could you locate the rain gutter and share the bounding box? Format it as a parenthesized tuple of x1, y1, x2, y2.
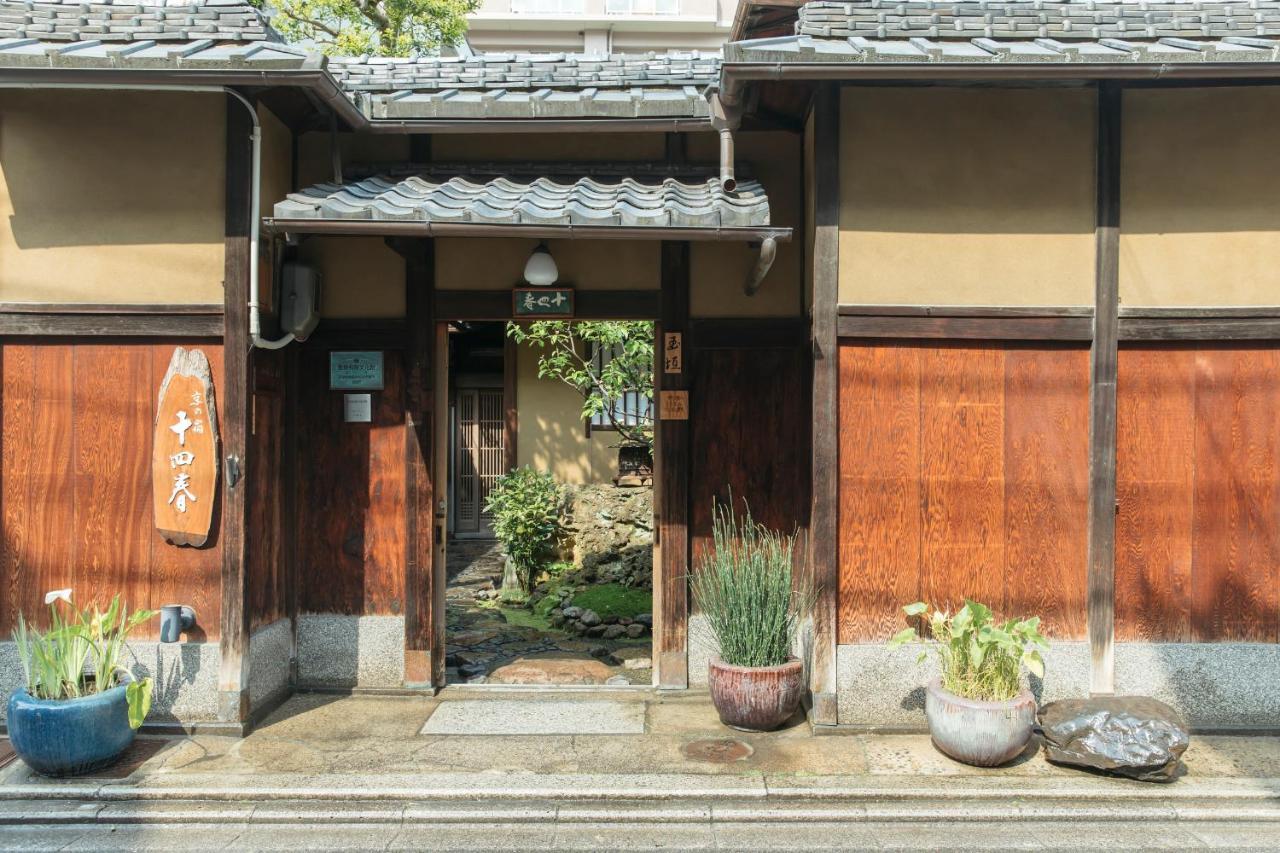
(262, 218, 792, 243)
(718, 60, 1280, 106)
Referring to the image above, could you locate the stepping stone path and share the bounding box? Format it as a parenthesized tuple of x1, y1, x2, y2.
(445, 539, 652, 686)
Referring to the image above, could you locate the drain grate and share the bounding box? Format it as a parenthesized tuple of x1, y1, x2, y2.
(682, 738, 753, 763)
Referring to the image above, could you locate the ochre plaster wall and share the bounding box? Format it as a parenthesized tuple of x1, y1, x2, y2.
(0, 91, 225, 304)
(437, 237, 660, 292)
(259, 104, 293, 218)
(687, 130, 804, 318)
(514, 338, 618, 484)
(1120, 87, 1280, 307)
(299, 235, 406, 319)
(838, 88, 1096, 307)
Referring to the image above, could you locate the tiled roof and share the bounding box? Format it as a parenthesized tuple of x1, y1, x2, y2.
(796, 0, 1280, 41)
(273, 172, 771, 228)
(724, 0, 1280, 65)
(0, 0, 277, 42)
(331, 52, 717, 119)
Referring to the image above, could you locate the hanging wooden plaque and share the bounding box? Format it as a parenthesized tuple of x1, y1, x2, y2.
(152, 347, 220, 547)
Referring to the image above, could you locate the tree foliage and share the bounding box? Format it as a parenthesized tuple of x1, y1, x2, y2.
(263, 0, 478, 57)
(507, 321, 654, 450)
(484, 467, 563, 595)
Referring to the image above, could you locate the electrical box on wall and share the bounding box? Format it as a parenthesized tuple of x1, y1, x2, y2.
(281, 262, 321, 342)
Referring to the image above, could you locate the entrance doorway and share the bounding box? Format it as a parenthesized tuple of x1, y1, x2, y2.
(441, 319, 657, 687)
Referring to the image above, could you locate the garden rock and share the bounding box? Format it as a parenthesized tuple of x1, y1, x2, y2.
(579, 609, 602, 627)
(625, 624, 646, 639)
(562, 606, 582, 620)
(635, 613, 653, 627)
(1037, 697, 1190, 782)
(602, 625, 626, 640)
(562, 484, 653, 589)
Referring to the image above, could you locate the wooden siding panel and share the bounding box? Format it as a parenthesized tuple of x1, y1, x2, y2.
(1191, 348, 1280, 642)
(837, 344, 920, 643)
(1115, 347, 1195, 641)
(1003, 346, 1090, 636)
(72, 345, 153, 616)
(24, 346, 76, 626)
(918, 345, 1006, 614)
(248, 353, 286, 631)
(297, 348, 407, 617)
(0, 344, 33, 627)
(838, 342, 1090, 643)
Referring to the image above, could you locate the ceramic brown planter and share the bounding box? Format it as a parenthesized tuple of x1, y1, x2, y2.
(925, 678, 1037, 767)
(707, 656, 804, 732)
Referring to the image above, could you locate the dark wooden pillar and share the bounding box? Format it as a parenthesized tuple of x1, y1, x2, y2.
(398, 238, 439, 688)
(218, 93, 253, 724)
(656, 240, 690, 689)
(808, 84, 841, 726)
(1088, 83, 1122, 696)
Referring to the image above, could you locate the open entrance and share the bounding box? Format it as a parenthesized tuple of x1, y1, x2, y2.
(442, 320, 656, 687)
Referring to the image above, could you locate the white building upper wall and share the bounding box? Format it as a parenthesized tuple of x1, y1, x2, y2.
(467, 0, 736, 53)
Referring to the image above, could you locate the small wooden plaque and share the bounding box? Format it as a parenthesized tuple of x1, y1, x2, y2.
(663, 332, 683, 374)
(152, 347, 219, 547)
(659, 390, 689, 421)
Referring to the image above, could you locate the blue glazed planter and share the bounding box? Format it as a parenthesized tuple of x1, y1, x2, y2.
(7, 685, 136, 777)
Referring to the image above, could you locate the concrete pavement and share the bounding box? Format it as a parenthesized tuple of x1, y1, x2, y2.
(2, 690, 1279, 850)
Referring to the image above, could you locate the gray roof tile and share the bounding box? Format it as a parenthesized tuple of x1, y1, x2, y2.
(275, 172, 771, 228)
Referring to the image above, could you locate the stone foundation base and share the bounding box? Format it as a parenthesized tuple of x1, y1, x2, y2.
(837, 641, 1280, 730)
(296, 614, 404, 688)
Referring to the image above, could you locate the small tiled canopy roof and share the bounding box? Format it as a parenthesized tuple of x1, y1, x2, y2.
(273, 173, 771, 229)
(725, 0, 1280, 64)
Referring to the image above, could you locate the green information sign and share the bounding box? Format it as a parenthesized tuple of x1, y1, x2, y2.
(513, 287, 575, 318)
(329, 351, 384, 390)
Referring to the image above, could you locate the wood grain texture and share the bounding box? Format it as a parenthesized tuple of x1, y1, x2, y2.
(0, 341, 223, 639)
(1190, 347, 1280, 642)
(296, 349, 407, 617)
(1115, 347, 1195, 642)
(73, 345, 154, 617)
(919, 345, 1006, 614)
(1003, 346, 1090, 637)
(837, 342, 1090, 643)
(248, 353, 286, 631)
(1115, 344, 1280, 644)
(837, 344, 920, 642)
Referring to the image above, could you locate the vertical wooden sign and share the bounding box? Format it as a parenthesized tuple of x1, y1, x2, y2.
(663, 332, 683, 374)
(153, 347, 220, 547)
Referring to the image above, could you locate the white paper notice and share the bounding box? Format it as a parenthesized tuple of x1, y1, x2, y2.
(344, 393, 373, 423)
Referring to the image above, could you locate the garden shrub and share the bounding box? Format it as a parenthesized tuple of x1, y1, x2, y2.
(484, 466, 563, 594)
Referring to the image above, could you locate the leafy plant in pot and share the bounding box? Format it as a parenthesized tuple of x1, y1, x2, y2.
(890, 600, 1048, 767)
(693, 502, 814, 732)
(9, 590, 155, 777)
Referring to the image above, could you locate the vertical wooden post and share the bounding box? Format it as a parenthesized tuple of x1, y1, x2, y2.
(218, 93, 253, 724)
(503, 332, 518, 473)
(1088, 83, 1122, 696)
(808, 84, 841, 726)
(432, 321, 449, 685)
(401, 238, 438, 688)
(655, 240, 690, 689)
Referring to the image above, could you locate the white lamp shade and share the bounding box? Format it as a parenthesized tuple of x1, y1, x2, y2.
(523, 245, 559, 286)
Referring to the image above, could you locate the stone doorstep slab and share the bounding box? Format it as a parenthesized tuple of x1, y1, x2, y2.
(419, 698, 646, 735)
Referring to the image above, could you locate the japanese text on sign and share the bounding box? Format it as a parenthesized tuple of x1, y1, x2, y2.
(512, 287, 575, 317)
(663, 332, 683, 374)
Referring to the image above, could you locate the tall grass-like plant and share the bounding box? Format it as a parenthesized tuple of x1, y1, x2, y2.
(692, 502, 814, 668)
(13, 591, 156, 729)
(889, 600, 1048, 702)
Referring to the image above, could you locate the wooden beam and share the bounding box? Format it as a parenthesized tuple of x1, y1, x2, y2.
(1119, 318, 1280, 340)
(0, 302, 224, 314)
(504, 332, 518, 473)
(837, 316, 1093, 341)
(433, 289, 660, 321)
(655, 241, 690, 689)
(1118, 306, 1280, 318)
(838, 304, 1093, 317)
(0, 314, 223, 337)
(1088, 82, 1122, 697)
(218, 93, 254, 725)
(400, 238, 438, 688)
(809, 83, 840, 727)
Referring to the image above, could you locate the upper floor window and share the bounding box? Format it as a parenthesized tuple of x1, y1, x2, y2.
(511, 0, 586, 13)
(605, 0, 679, 14)
(588, 342, 652, 432)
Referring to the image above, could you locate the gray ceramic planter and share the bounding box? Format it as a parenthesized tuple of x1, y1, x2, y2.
(925, 678, 1036, 767)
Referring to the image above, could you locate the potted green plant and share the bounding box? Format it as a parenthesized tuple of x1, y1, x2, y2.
(692, 502, 814, 732)
(485, 466, 564, 599)
(8, 590, 155, 777)
(890, 600, 1048, 767)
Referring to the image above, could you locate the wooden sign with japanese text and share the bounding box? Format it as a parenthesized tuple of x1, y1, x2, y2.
(659, 390, 689, 421)
(513, 286, 575, 318)
(152, 347, 220, 547)
(663, 332, 683, 374)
